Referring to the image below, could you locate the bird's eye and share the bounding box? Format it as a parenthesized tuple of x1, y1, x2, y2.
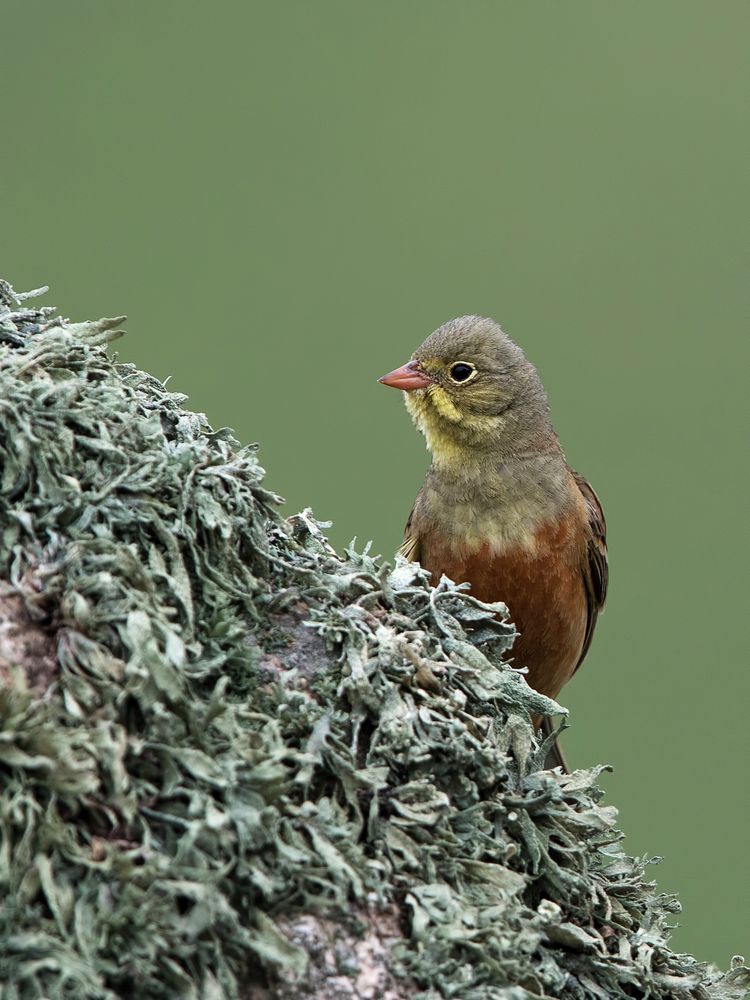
(448, 362, 476, 384)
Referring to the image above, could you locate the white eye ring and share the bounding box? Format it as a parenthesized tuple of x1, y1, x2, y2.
(448, 361, 477, 385)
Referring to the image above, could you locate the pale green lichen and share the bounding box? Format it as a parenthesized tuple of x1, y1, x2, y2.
(0, 280, 745, 1000)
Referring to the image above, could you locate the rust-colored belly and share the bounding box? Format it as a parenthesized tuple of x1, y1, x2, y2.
(420, 516, 587, 702)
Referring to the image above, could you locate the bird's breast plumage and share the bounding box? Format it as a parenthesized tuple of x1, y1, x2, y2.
(419, 507, 589, 701)
(416, 454, 577, 553)
(409, 463, 594, 702)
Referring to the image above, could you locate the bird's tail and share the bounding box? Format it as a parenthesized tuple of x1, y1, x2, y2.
(541, 716, 570, 773)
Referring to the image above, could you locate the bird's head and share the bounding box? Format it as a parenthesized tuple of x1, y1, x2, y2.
(379, 315, 557, 466)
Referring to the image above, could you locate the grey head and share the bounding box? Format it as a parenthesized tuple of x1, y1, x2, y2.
(392, 315, 559, 461)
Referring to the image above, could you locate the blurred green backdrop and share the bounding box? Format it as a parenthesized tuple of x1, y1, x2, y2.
(3, 0, 747, 966)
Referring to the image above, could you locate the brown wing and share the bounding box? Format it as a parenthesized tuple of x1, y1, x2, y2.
(399, 496, 422, 562)
(571, 469, 608, 672)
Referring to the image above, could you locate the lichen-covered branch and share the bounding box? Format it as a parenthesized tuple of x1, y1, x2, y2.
(0, 279, 745, 999)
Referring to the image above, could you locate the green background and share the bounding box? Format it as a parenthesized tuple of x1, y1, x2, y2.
(3, 0, 747, 966)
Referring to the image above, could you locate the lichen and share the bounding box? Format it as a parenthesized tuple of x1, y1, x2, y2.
(0, 280, 745, 1000)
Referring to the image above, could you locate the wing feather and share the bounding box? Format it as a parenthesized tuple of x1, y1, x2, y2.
(399, 498, 422, 562)
(571, 469, 608, 672)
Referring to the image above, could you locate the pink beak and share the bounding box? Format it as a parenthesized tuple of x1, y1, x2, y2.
(378, 359, 433, 391)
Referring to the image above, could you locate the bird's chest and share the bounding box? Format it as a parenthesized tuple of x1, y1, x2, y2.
(419, 512, 588, 698)
(420, 510, 584, 603)
(419, 463, 571, 552)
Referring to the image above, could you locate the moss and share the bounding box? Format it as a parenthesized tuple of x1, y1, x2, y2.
(0, 279, 746, 999)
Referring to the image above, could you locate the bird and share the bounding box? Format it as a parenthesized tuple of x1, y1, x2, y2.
(378, 315, 608, 771)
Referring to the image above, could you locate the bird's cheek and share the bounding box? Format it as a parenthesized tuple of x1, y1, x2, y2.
(428, 387, 463, 423)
